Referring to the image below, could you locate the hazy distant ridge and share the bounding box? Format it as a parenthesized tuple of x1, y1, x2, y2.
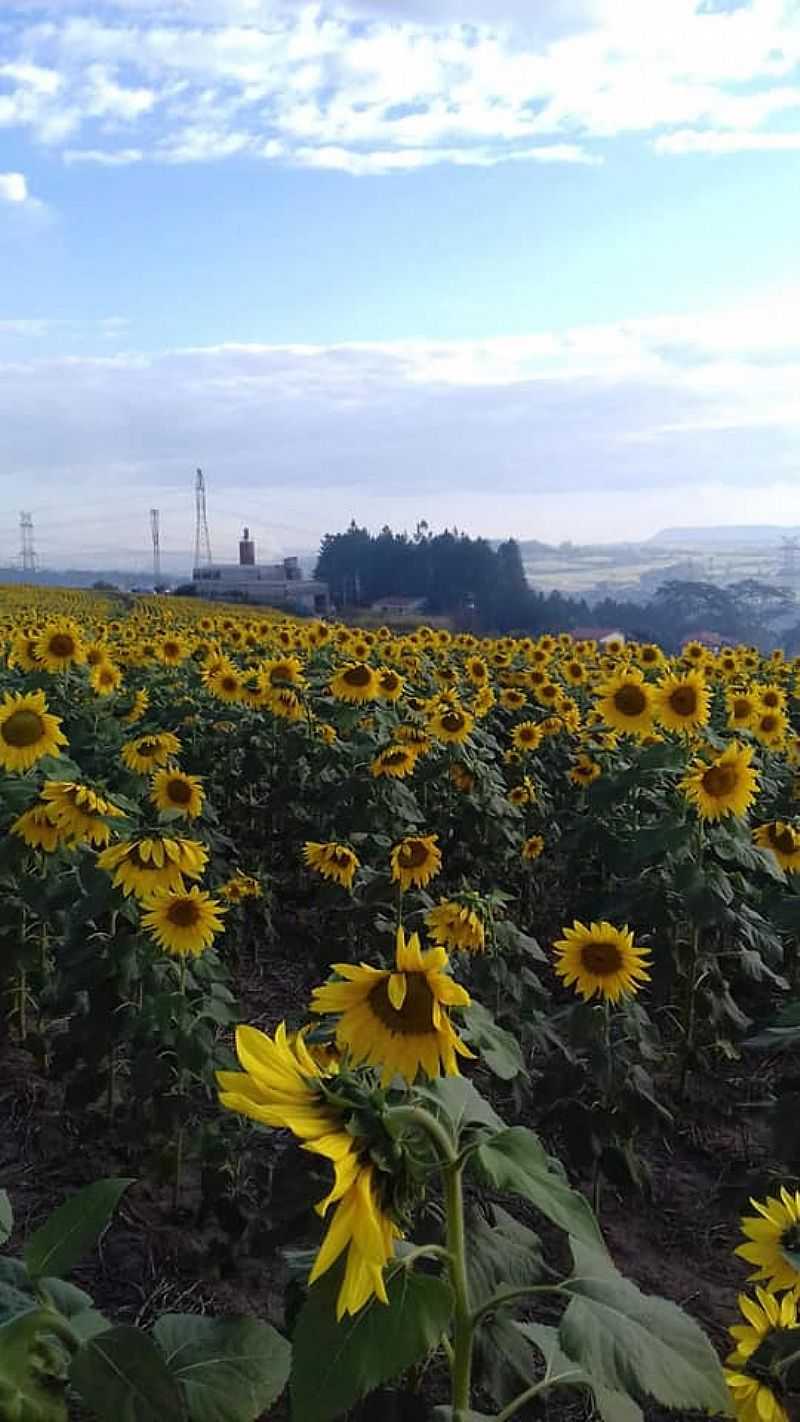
(651, 526, 800, 548)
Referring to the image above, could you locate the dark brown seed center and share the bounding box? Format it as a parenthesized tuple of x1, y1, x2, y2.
(614, 685, 647, 716)
(581, 942, 623, 976)
(702, 765, 738, 797)
(368, 972, 435, 1036)
(2, 710, 44, 748)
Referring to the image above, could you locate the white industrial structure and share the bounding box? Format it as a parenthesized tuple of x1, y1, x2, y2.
(192, 527, 328, 612)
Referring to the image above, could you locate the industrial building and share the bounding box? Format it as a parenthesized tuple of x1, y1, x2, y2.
(192, 528, 328, 612)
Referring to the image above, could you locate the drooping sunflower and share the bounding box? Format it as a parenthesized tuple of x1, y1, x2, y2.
(655, 669, 710, 733)
(311, 926, 473, 1085)
(681, 742, 759, 821)
(426, 899, 485, 953)
(736, 1187, 800, 1294)
(370, 745, 417, 780)
(512, 720, 543, 753)
(595, 668, 655, 737)
(377, 667, 404, 702)
(218, 1023, 401, 1319)
(150, 768, 205, 820)
(141, 886, 226, 956)
(267, 686, 305, 721)
(753, 822, 800, 874)
(97, 835, 208, 898)
(121, 730, 181, 774)
(303, 841, 360, 891)
(34, 621, 86, 672)
(11, 803, 64, 853)
(120, 688, 150, 725)
(39, 781, 125, 847)
(390, 834, 441, 891)
(552, 920, 651, 1003)
(89, 661, 123, 696)
(0, 690, 68, 773)
(725, 1288, 798, 1422)
(521, 834, 544, 862)
(330, 663, 380, 703)
(428, 705, 475, 745)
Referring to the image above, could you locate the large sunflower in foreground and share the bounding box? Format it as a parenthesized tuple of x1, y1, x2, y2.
(121, 731, 181, 774)
(552, 920, 651, 1003)
(655, 669, 710, 733)
(218, 1023, 401, 1319)
(40, 781, 125, 847)
(150, 768, 205, 820)
(725, 1288, 798, 1422)
(330, 663, 380, 703)
(681, 742, 759, 821)
(142, 886, 226, 956)
(390, 834, 441, 891)
(97, 835, 207, 898)
(595, 668, 655, 737)
(753, 822, 800, 874)
(311, 926, 473, 1085)
(303, 841, 360, 890)
(736, 1186, 800, 1293)
(0, 690, 68, 773)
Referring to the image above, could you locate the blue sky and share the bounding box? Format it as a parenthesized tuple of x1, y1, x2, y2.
(1, 0, 800, 569)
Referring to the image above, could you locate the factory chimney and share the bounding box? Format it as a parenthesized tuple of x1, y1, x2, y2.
(239, 526, 255, 566)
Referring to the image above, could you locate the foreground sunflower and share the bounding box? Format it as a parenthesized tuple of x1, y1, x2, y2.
(0, 690, 68, 773)
(725, 1288, 798, 1422)
(150, 768, 205, 820)
(330, 663, 380, 703)
(595, 668, 655, 737)
(34, 620, 86, 672)
(121, 731, 181, 774)
(655, 669, 710, 733)
(311, 926, 473, 1085)
(97, 835, 208, 898)
(553, 920, 651, 1003)
(303, 841, 360, 890)
(753, 822, 800, 874)
(426, 899, 485, 953)
(39, 781, 125, 847)
(681, 742, 759, 821)
(218, 1023, 401, 1318)
(390, 834, 442, 891)
(736, 1186, 800, 1293)
(142, 886, 226, 956)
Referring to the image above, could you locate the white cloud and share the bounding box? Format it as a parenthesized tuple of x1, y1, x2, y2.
(1, 1, 799, 173)
(0, 172, 30, 203)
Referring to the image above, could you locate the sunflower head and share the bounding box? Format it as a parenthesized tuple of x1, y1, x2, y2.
(330, 663, 380, 703)
(0, 690, 68, 773)
(681, 742, 759, 821)
(595, 668, 655, 737)
(553, 920, 651, 1003)
(521, 834, 544, 862)
(390, 834, 442, 891)
(142, 886, 226, 956)
(151, 768, 205, 820)
(736, 1187, 800, 1295)
(303, 841, 360, 890)
(371, 745, 418, 779)
(725, 1287, 800, 1422)
(426, 898, 486, 953)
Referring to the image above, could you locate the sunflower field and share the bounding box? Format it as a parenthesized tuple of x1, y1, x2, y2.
(2, 584, 800, 1422)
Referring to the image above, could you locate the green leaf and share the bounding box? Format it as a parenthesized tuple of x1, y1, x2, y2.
(516, 1322, 643, 1422)
(467, 1206, 543, 1308)
(416, 1076, 504, 1136)
(461, 1003, 524, 1080)
(69, 1309, 113, 1343)
(558, 1242, 732, 1416)
(24, 1179, 134, 1281)
(37, 1279, 94, 1318)
(70, 1325, 187, 1422)
(291, 1265, 453, 1422)
(153, 1313, 290, 1422)
(473, 1128, 605, 1250)
(0, 1190, 12, 1246)
(0, 1309, 69, 1422)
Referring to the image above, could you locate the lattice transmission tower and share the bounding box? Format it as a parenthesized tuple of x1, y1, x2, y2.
(19, 512, 38, 572)
(150, 508, 161, 584)
(194, 468, 212, 570)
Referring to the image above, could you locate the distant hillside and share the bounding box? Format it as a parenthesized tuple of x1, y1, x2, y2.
(651, 526, 800, 548)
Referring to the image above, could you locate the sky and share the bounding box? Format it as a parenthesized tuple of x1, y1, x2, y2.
(1, 0, 800, 570)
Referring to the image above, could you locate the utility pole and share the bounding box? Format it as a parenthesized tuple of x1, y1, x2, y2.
(150, 508, 161, 584)
(19, 512, 37, 573)
(194, 468, 212, 569)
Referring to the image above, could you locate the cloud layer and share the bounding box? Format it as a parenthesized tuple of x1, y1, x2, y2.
(2, 1, 800, 173)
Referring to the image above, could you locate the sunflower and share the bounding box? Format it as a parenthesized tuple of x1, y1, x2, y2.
(552, 920, 651, 1003)
(121, 731, 181, 774)
(97, 835, 208, 898)
(465, 656, 489, 686)
(303, 841, 360, 891)
(683, 640, 707, 665)
(311, 926, 472, 1085)
(500, 687, 527, 711)
(726, 687, 757, 731)
(204, 662, 244, 703)
(681, 742, 759, 821)
(11, 803, 64, 853)
(330, 663, 380, 703)
(725, 1288, 798, 1422)
(474, 686, 496, 717)
(508, 779, 535, 807)
(267, 687, 305, 721)
(736, 1187, 800, 1294)
(390, 834, 441, 891)
(595, 668, 655, 737)
(450, 762, 475, 793)
(561, 658, 587, 686)
(118, 688, 149, 725)
(34, 621, 86, 672)
(753, 822, 800, 874)
(426, 899, 485, 953)
(218, 1023, 401, 1319)
(142, 886, 226, 956)
(151, 769, 205, 820)
(259, 655, 306, 690)
(371, 745, 417, 779)
(655, 669, 710, 733)
(637, 643, 665, 670)
(757, 683, 787, 712)
(85, 640, 112, 668)
(156, 634, 189, 666)
(89, 661, 123, 696)
(39, 781, 125, 847)
(568, 754, 601, 787)
(219, 872, 263, 902)
(521, 834, 544, 862)
(0, 690, 68, 773)
(377, 668, 404, 702)
(428, 705, 475, 745)
(511, 720, 543, 753)
(752, 709, 789, 749)
(9, 630, 42, 672)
